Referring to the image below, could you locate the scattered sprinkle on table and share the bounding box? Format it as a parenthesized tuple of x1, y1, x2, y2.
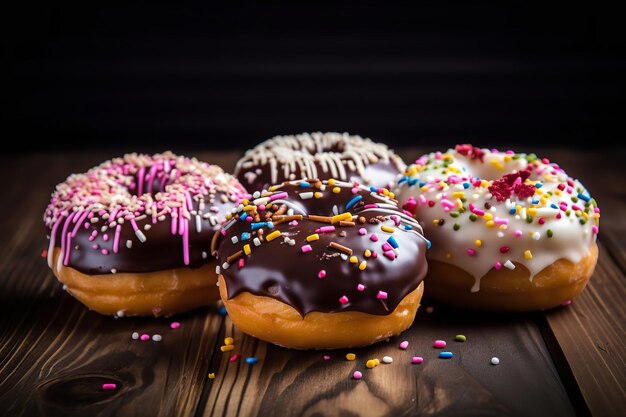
(412, 356, 424, 364)
(353, 371, 363, 380)
(455, 335, 467, 342)
(140, 334, 150, 341)
(382, 356, 393, 364)
(433, 340, 446, 348)
(346, 353, 356, 361)
(152, 334, 162, 342)
(170, 322, 181, 329)
(102, 383, 117, 390)
(245, 357, 258, 364)
(208, 373, 216, 379)
(131, 332, 139, 340)
(366, 359, 378, 369)
(399, 340, 409, 349)
(491, 357, 500, 365)
(439, 352, 454, 359)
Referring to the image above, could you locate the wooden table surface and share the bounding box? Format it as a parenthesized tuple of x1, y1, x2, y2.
(0, 147, 624, 417)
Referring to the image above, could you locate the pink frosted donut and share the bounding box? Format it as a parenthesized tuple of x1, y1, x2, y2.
(395, 144, 600, 312)
(43, 151, 247, 317)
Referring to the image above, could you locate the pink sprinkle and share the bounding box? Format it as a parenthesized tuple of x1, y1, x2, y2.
(102, 383, 117, 390)
(399, 340, 409, 350)
(383, 250, 396, 260)
(140, 334, 150, 341)
(494, 217, 508, 225)
(357, 284, 365, 291)
(369, 233, 379, 242)
(220, 229, 227, 236)
(101, 249, 109, 255)
(229, 354, 240, 362)
(382, 243, 393, 251)
(433, 340, 446, 348)
(377, 291, 388, 299)
(351, 187, 359, 194)
(289, 220, 299, 226)
(238, 258, 245, 268)
(324, 355, 331, 360)
(270, 192, 288, 201)
(301, 244, 313, 253)
(592, 225, 599, 234)
(561, 300, 572, 306)
(358, 228, 367, 235)
(170, 322, 181, 329)
(353, 371, 363, 380)
(317, 226, 336, 233)
(515, 230, 523, 237)
(441, 199, 455, 210)
(258, 205, 266, 211)
(467, 248, 476, 256)
(318, 269, 327, 279)
(339, 295, 349, 305)
(371, 251, 378, 258)
(363, 204, 378, 209)
(92, 244, 99, 249)
(412, 356, 424, 364)
(494, 261, 502, 270)
(246, 216, 253, 222)
(103, 233, 109, 242)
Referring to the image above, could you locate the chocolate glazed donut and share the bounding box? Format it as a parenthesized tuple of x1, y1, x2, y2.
(213, 179, 429, 349)
(234, 132, 406, 192)
(44, 152, 247, 317)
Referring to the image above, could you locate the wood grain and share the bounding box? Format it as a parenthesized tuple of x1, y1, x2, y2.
(0, 149, 622, 417)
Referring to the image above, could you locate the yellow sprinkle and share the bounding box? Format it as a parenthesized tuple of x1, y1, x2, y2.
(485, 220, 495, 227)
(327, 178, 335, 185)
(243, 205, 256, 212)
(499, 225, 508, 231)
(516, 205, 522, 213)
(475, 240, 482, 247)
(346, 353, 356, 361)
(388, 192, 395, 199)
(331, 212, 352, 224)
(220, 345, 234, 352)
(580, 211, 589, 220)
(524, 250, 533, 260)
(432, 219, 440, 225)
(349, 256, 358, 264)
(208, 373, 215, 379)
(243, 244, 251, 255)
(306, 234, 320, 242)
(490, 159, 504, 170)
(373, 359, 380, 365)
(540, 197, 548, 205)
(359, 261, 367, 270)
(420, 185, 430, 192)
(364, 249, 372, 258)
(366, 359, 377, 369)
(382, 188, 390, 196)
(452, 191, 465, 198)
(527, 208, 538, 216)
(480, 180, 489, 187)
(241, 199, 249, 205)
(224, 337, 234, 345)
(314, 192, 323, 199)
(504, 154, 512, 162)
(483, 213, 493, 220)
(594, 213, 600, 220)
(226, 213, 232, 220)
(332, 187, 341, 194)
(266, 231, 282, 241)
(447, 166, 461, 173)
(268, 185, 281, 192)
(445, 252, 452, 259)
(555, 189, 562, 196)
(381, 225, 395, 233)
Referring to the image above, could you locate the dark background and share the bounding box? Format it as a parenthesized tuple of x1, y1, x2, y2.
(3, 1, 625, 153)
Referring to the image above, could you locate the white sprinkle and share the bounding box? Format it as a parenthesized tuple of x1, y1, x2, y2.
(111, 268, 117, 274)
(504, 260, 516, 270)
(90, 217, 99, 223)
(497, 231, 505, 238)
(491, 357, 500, 365)
(299, 192, 314, 199)
(101, 226, 108, 232)
(532, 232, 541, 240)
(202, 251, 208, 259)
(196, 215, 202, 233)
(215, 265, 221, 274)
(253, 191, 261, 198)
(116, 310, 124, 317)
(144, 224, 151, 230)
(152, 334, 162, 342)
(131, 332, 139, 340)
(382, 356, 393, 364)
(222, 262, 230, 270)
(287, 208, 294, 216)
(253, 237, 261, 246)
(231, 236, 239, 244)
(340, 254, 348, 260)
(126, 240, 133, 249)
(158, 215, 166, 221)
(135, 230, 147, 243)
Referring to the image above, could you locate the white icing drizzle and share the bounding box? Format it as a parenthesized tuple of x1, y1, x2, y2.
(395, 146, 600, 291)
(234, 132, 405, 187)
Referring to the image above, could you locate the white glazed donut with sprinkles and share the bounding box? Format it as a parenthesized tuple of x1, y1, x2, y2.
(44, 151, 247, 317)
(395, 144, 600, 312)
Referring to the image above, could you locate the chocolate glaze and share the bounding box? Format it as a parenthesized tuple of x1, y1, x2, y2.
(45, 152, 246, 275)
(215, 180, 429, 316)
(234, 132, 406, 192)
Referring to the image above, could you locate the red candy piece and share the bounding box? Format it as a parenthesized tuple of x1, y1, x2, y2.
(455, 144, 485, 162)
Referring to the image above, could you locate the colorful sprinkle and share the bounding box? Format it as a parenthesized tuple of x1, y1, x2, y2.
(229, 354, 240, 362)
(455, 335, 467, 342)
(245, 357, 258, 364)
(399, 340, 409, 350)
(412, 356, 424, 364)
(140, 334, 150, 341)
(318, 269, 327, 279)
(265, 230, 282, 241)
(102, 383, 117, 390)
(433, 340, 446, 348)
(301, 244, 313, 253)
(382, 356, 393, 364)
(439, 352, 453, 359)
(377, 291, 388, 299)
(208, 373, 215, 379)
(339, 295, 349, 305)
(491, 357, 500, 365)
(346, 353, 356, 361)
(353, 371, 363, 380)
(224, 337, 234, 345)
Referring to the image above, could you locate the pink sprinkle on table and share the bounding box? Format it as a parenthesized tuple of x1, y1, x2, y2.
(434, 340, 446, 348)
(412, 356, 424, 364)
(140, 334, 150, 341)
(102, 383, 117, 390)
(353, 371, 363, 380)
(170, 322, 181, 329)
(399, 340, 409, 349)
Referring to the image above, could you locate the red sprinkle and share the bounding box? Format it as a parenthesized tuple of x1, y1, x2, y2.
(229, 354, 240, 362)
(499, 246, 510, 254)
(41, 249, 48, 258)
(455, 144, 485, 161)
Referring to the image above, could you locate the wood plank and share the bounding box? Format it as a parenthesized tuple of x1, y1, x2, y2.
(544, 242, 626, 417)
(199, 306, 576, 417)
(0, 152, 233, 417)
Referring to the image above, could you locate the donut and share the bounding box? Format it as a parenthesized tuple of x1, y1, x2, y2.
(43, 152, 247, 317)
(213, 178, 429, 349)
(234, 132, 406, 191)
(395, 144, 600, 312)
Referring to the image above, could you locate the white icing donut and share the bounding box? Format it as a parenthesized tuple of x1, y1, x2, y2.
(395, 144, 600, 294)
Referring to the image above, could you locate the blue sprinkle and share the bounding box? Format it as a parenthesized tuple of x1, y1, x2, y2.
(439, 352, 453, 359)
(387, 236, 399, 249)
(245, 357, 258, 364)
(370, 186, 378, 192)
(251, 222, 267, 230)
(403, 224, 413, 230)
(550, 203, 558, 209)
(509, 207, 516, 215)
(408, 179, 418, 186)
(240, 212, 249, 221)
(218, 306, 228, 315)
(426, 239, 432, 249)
(531, 199, 539, 204)
(345, 195, 363, 210)
(266, 222, 274, 229)
(398, 177, 408, 184)
(241, 232, 250, 241)
(577, 193, 590, 202)
(535, 183, 543, 188)
(418, 181, 426, 187)
(463, 182, 471, 189)
(299, 181, 310, 187)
